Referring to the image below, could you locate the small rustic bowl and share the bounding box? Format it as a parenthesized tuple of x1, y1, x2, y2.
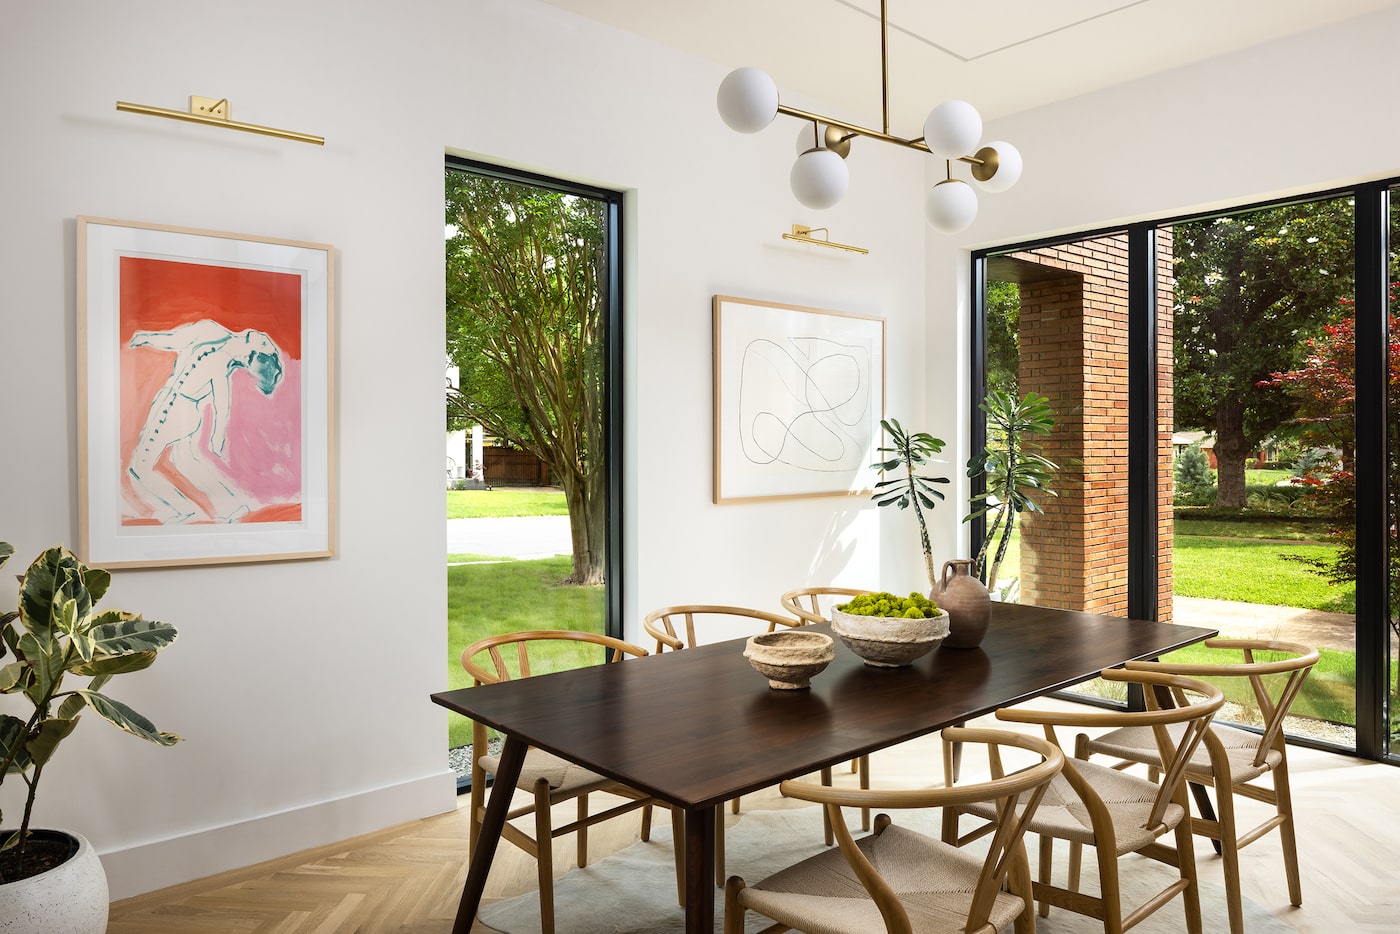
(830, 608, 950, 668)
(743, 630, 835, 690)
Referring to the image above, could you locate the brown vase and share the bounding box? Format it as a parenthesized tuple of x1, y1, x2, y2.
(934, 559, 991, 649)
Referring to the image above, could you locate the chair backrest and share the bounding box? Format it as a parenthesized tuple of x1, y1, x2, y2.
(779, 727, 1063, 934)
(779, 586, 875, 625)
(461, 629, 649, 685)
(642, 604, 802, 652)
(996, 668, 1224, 833)
(1126, 637, 1320, 770)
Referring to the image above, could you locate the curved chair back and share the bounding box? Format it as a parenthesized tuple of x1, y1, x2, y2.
(642, 604, 802, 653)
(779, 586, 875, 625)
(775, 727, 1063, 934)
(461, 629, 648, 686)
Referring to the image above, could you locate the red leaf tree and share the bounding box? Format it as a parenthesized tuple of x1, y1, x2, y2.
(1265, 289, 1400, 644)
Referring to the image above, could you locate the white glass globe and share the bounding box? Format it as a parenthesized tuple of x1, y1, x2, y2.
(926, 179, 978, 233)
(922, 99, 982, 158)
(717, 67, 779, 134)
(973, 141, 1023, 193)
(790, 149, 849, 210)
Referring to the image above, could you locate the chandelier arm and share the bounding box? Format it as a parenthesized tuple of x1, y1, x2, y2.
(881, 0, 890, 135)
(775, 104, 985, 165)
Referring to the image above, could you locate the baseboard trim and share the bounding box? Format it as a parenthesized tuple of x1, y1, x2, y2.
(100, 769, 458, 900)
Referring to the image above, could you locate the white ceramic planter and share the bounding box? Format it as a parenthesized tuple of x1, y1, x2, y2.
(831, 607, 950, 667)
(0, 829, 108, 934)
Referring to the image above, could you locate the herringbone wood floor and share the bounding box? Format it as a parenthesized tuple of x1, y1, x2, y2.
(107, 702, 1400, 933)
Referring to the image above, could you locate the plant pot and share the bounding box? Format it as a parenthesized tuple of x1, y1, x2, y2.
(934, 559, 992, 649)
(830, 607, 949, 667)
(0, 829, 108, 934)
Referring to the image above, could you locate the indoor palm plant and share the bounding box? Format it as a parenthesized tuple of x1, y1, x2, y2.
(1, 539, 180, 931)
(870, 418, 950, 591)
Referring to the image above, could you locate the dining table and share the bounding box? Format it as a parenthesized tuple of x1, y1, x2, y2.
(431, 602, 1217, 933)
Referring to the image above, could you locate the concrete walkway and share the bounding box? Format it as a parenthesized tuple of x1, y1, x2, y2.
(1173, 595, 1387, 656)
(446, 516, 572, 560)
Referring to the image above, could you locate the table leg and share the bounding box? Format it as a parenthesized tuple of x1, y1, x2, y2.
(452, 736, 527, 934)
(684, 805, 715, 933)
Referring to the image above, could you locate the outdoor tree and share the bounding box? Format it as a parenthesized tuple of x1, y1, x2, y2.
(1266, 297, 1400, 645)
(445, 170, 609, 585)
(1174, 199, 1354, 507)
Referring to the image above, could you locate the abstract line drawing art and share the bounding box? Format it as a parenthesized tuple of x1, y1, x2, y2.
(714, 296, 884, 503)
(79, 217, 334, 568)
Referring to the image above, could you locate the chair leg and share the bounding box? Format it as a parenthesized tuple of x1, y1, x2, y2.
(1009, 842, 1035, 934)
(1067, 840, 1082, 895)
(533, 779, 556, 934)
(858, 754, 871, 831)
(1037, 835, 1053, 918)
(1214, 780, 1246, 934)
(1173, 813, 1204, 934)
(731, 795, 741, 815)
(1273, 764, 1304, 907)
(577, 793, 589, 868)
(672, 808, 686, 908)
(820, 766, 835, 847)
(1097, 844, 1125, 934)
(641, 803, 653, 842)
(468, 763, 486, 859)
(723, 877, 747, 934)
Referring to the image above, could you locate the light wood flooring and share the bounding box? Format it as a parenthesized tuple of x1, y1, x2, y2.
(107, 701, 1400, 933)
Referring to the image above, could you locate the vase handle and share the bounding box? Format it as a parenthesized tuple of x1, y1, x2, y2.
(940, 560, 954, 592)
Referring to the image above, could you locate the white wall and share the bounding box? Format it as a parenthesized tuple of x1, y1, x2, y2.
(922, 4, 1400, 552)
(0, 0, 931, 898)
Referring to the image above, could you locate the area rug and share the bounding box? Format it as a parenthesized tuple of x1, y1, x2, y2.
(478, 806, 1295, 933)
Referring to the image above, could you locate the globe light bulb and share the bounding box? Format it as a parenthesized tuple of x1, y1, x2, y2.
(973, 141, 1023, 193)
(922, 99, 982, 158)
(925, 179, 978, 233)
(789, 149, 849, 210)
(717, 67, 779, 134)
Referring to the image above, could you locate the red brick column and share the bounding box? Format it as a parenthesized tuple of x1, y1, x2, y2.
(992, 232, 1173, 619)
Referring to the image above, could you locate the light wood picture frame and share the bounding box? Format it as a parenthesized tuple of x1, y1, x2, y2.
(77, 216, 335, 568)
(713, 295, 885, 504)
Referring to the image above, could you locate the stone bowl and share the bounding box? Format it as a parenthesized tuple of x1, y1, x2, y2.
(743, 630, 835, 690)
(830, 607, 950, 667)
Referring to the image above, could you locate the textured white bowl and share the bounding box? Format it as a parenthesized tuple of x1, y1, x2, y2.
(831, 608, 950, 667)
(743, 630, 835, 689)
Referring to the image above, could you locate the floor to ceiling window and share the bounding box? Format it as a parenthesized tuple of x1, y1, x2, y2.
(976, 186, 1398, 764)
(442, 158, 623, 778)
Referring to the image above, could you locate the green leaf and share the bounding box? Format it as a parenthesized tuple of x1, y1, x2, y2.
(25, 717, 78, 767)
(89, 617, 178, 656)
(72, 651, 157, 677)
(73, 690, 182, 746)
(1, 714, 30, 773)
(0, 661, 25, 693)
(57, 694, 86, 721)
(0, 541, 12, 569)
(18, 632, 64, 698)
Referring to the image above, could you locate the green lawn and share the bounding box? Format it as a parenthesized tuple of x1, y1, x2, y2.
(446, 555, 605, 748)
(1172, 534, 1355, 612)
(447, 488, 568, 519)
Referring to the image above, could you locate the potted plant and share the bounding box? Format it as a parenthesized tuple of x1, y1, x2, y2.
(965, 390, 1059, 599)
(0, 540, 181, 933)
(870, 418, 950, 591)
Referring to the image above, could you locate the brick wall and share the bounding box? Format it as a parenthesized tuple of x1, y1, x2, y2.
(993, 232, 1174, 620)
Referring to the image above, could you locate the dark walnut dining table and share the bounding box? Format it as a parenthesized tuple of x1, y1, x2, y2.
(431, 602, 1217, 933)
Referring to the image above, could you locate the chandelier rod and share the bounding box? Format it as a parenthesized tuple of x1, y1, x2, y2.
(881, 0, 891, 135)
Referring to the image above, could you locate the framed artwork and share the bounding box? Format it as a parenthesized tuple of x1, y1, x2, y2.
(77, 217, 335, 568)
(713, 295, 885, 504)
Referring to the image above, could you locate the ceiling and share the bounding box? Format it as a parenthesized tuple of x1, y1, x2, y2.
(539, 0, 1400, 133)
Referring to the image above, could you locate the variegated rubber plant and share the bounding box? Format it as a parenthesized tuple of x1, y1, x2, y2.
(0, 541, 181, 880)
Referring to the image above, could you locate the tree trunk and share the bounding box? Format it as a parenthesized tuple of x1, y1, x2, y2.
(556, 464, 607, 586)
(1213, 399, 1251, 508)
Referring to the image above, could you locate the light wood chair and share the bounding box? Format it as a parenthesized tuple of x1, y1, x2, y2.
(724, 726, 1064, 934)
(1077, 639, 1320, 934)
(780, 586, 878, 830)
(642, 603, 815, 882)
(461, 630, 682, 934)
(943, 669, 1224, 934)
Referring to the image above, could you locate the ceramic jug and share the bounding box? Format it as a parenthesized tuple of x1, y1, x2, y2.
(934, 559, 991, 649)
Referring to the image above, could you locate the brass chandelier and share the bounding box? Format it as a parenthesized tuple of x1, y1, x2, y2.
(716, 0, 1022, 233)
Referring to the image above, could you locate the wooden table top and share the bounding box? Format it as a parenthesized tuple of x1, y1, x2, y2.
(432, 603, 1216, 811)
